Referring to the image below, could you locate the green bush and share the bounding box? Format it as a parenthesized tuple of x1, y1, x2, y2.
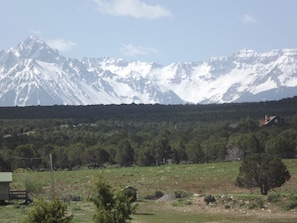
(267, 193, 280, 203)
(255, 198, 264, 208)
(174, 190, 191, 199)
(22, 199, 73, 223)
(285, 194, 297, 211)
(204, 195, 216, 204)
(285, 200, 297, 211)
(247, 203, 257, 210)
(247, 198, 264, 210)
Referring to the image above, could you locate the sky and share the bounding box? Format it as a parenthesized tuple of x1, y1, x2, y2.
(1, 0, 297, 65)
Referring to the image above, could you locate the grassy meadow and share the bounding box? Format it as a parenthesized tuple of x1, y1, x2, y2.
(1, 159, 297, 223)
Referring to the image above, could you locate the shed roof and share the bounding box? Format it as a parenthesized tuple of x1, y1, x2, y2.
(0, 172, 12, 183)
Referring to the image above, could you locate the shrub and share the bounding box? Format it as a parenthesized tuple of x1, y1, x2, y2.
(155, 190, 164, 199)
(122, 187, 137, 203)
(204, 195, 216, 204)
(22, 199, 73, 223)
(267, 193, 280, 203)
(248, 203, 257, 210)
(174, 190, 191, 199)
(255, 198, 264, 208)
(63, 194, 82, 202)
(145, 190, 164, 200)
(285, 200, 297, 211)
(224, 204, 231, 209)
(247, 198, 265, 210)
(285, 194, 297, 211)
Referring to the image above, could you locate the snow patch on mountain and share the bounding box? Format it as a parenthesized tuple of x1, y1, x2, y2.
(0, 36, 297, 106)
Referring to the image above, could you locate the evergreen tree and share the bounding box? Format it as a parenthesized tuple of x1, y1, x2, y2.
(115, 140, 134, 167)
(236, 153, 291, 195)
(90, 176, 137, 223)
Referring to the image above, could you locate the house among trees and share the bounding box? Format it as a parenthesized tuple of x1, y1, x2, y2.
(0, 172, 12, 202)
(259, 115, 283, 127)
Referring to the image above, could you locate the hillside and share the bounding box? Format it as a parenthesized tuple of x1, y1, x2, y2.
(0, 97, 297, 172)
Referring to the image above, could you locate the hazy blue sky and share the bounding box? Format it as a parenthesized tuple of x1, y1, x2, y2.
(1, 0, 297, 65)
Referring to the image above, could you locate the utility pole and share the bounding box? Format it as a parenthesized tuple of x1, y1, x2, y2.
(49, 153, 55, 199)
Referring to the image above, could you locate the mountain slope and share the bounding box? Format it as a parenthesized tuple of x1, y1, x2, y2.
(0, 36, 297, 106)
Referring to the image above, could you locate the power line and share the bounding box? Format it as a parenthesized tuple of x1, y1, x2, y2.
(0, 151, 55, 200)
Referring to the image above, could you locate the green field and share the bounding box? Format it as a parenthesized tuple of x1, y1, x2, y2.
(1, 160, 297, 223)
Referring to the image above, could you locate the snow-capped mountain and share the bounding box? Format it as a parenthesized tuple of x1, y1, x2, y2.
(0, 36, 297, 106)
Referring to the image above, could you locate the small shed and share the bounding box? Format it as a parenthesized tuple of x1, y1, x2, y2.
(0, 172, 12, 201)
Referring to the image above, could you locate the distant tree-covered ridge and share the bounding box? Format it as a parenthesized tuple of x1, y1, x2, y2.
(0, 96, 297, 171)
(0, 96, 296, 120)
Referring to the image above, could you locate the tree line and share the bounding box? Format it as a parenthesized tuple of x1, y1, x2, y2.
(0, 97, 297, 171)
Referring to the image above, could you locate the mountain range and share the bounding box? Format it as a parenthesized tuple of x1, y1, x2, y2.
(0, 36, 297, 106)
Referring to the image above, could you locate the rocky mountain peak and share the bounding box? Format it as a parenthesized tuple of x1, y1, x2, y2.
(0, 36, 297, 106)
(12, 36, 60, 63)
